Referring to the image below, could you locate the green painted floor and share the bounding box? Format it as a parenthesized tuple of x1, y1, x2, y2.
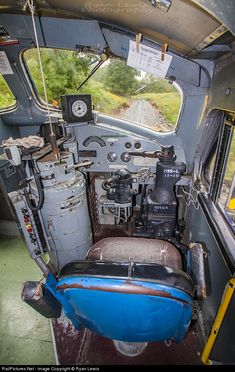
(0, 235, 56, 365)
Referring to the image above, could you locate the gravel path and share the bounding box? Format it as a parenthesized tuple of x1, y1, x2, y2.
(118, 99, 173, 132)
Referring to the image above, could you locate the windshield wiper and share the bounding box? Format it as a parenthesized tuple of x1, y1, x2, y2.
(77, 53, 108, 91)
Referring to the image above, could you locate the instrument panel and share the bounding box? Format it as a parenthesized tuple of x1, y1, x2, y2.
(73, 123, 162, 173)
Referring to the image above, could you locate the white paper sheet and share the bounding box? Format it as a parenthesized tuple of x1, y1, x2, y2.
(127, 40, 172, 78)
(0, 51, 13, 75)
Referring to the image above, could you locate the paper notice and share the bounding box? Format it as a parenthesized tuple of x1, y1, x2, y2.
(0, 51, 13, 75)
(127, 40, 172, 78)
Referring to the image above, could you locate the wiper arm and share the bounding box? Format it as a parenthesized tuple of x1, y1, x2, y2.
(77, 53, 108, 91)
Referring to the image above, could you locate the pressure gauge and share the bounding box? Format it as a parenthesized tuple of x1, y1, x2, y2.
(71, 100, 88, 118)
(60, 94, 93, 123)
(107, 152, 118, 162)
(121, 152, 131, 163)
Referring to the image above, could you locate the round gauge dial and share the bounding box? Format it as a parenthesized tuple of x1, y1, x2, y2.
(107, 152, 118, 162)
(121, 152, 131, 163)
(71, 100, 88, 118)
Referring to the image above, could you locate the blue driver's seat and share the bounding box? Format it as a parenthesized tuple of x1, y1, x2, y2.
(56, 237, 194, 343)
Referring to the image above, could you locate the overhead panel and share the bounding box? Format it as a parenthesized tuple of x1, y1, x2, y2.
(43, 0, 223, 56)
(0, 14, 44, 44)
(40, 18, 106, 52)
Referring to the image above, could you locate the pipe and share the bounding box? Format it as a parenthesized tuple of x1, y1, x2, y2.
(23, 169, 44, 211)
(201, 277, 235, 365)
(34, 256, 50, 276)
(74, 160, 94, 169)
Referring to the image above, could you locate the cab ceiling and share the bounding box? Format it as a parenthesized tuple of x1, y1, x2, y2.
(1, 0, 235, 58)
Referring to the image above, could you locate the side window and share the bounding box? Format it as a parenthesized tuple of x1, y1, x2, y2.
(206, 113, 235, 232)
(0, 75, 15, 110)
(218, 130, 235, 229)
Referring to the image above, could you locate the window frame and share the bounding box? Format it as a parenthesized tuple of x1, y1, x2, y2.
(206, 112, 235, 235)
(204, 141, 218, 185)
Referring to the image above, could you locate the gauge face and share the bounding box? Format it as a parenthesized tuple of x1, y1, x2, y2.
(107, 152, 118, 162)
(121, 152, 131, 163)
(71, 100, 88, 118)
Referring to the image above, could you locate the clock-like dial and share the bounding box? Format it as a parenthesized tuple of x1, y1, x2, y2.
(71, 100, 88, 117)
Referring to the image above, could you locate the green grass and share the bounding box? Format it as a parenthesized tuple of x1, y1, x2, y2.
(0, 75, 15, 109)
(87, 79, 129, 114)
(133, 92, 181, 125)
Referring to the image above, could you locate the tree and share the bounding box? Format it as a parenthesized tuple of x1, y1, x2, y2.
(104, 59, 141, 96)
(0, 75, 15, 108)
(25, 49, 94, 102)
(140, 74, 175, 94)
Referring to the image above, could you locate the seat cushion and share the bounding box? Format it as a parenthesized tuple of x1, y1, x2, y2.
(86, 237, 182, 269)
(57, 261, 194, 343)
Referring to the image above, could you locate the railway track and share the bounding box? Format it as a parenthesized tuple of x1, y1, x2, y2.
(120, 99, 173, 132)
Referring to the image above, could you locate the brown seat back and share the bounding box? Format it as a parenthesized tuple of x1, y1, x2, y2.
(86, 237, 182, 270)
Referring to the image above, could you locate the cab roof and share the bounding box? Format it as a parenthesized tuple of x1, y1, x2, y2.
(1, 0, 235, 59)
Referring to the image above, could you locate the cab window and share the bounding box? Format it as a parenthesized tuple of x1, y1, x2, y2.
(206, 113, 235, 232)
(218, 130, 235, 229)
(23, 48, 182, 133)
(0, 75, 15, 110)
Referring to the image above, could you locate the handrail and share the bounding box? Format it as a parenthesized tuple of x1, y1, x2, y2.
(201, 277, 235, 365)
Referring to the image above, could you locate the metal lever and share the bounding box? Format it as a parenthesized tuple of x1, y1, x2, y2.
(128, 151, 160, 158)
(74, 160, 94, 169)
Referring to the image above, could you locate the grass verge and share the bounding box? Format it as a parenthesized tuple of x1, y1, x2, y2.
(133, 92, 181, 126)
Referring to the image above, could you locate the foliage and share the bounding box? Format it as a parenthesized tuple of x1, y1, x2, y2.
(23, 49, 128, 113)
(24, 49, 93, 102)
(0, 75, 15, 109)
(139, 75, 176, 94)
(81, 80, 128, 113)
(134, 92, 181, 125)
(91, 64, 108, 83)
(104, 59, 141, 96)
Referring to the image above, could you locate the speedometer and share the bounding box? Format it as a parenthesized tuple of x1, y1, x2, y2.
(60, 94, 93, 123)
(71, 100, 88, 118)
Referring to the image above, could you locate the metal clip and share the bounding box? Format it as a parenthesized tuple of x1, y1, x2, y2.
(150, 0, 172, 13)
(161, 43, 168, 62)
(135, 33, 142, 52)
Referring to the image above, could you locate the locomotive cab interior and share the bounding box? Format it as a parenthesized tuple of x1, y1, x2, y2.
(0, 0, 235, 366)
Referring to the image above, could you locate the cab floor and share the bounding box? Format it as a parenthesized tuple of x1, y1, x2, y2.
(52, 318, 202, 365)
(0, 235, 55, 365)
